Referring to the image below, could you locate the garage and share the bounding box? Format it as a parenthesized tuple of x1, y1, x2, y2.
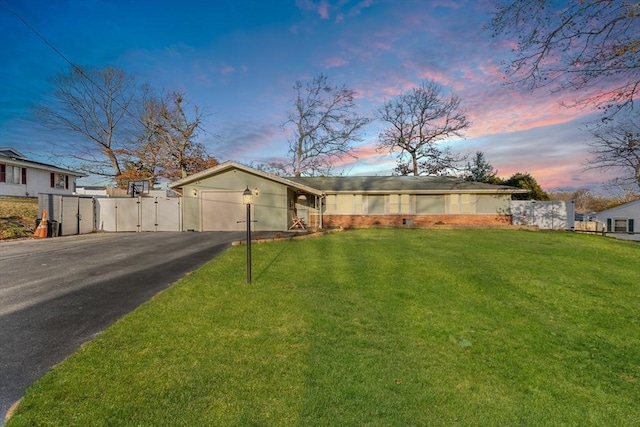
(170, 162, 323, 232)
(200, 191, 245, 231)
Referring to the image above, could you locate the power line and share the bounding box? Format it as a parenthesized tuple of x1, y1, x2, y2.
(1, 0, 79, 72)
(0, 0, 142, 125)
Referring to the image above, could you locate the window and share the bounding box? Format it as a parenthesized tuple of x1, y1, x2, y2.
(50, 172, 68, 189)
(367, 195, 385, 214)
(416, 195, 445, 214)
(389, 194, 411, 214)
(6, 166, 14, 184)
(614, 219, 628, 232)
(609, 218, 634, 233)
(0, 165, 26, 185)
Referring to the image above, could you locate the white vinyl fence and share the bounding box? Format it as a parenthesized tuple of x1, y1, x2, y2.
(39, 194, 182, 234)
(97, 196, 181, 232)
(39, 194, 96, 236)
(511, 200, 575, 230)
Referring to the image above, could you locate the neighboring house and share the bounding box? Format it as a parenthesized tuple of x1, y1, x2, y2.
(0, 147, 85, 197)
(596, 199, 639, 235)
(170, 162, 526, 232)
(76, 186, 108, 196)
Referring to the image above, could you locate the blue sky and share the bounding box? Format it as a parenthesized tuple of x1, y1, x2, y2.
(0, 0, 615, 191)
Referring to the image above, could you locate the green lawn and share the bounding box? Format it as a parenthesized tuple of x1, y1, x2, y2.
(7, 229, 640, 426)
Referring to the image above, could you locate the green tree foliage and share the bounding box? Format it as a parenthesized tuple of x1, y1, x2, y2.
(502, 172, 550, 200)
(465, 151, 499, 183)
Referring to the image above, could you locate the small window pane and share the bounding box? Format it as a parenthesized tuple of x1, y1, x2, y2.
(368, 195, 385, 214)
(6, 166, 14, 184)
(614, 219, 627, 232)
(416, 195, 444, 214)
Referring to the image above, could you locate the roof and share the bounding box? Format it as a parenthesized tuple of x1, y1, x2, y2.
(287, 175, 526, 194)
(0, 147, 28, 159)
(596, 198, 640, 216)
(168, 161, 324, 196)
(0, 147, 86, 177)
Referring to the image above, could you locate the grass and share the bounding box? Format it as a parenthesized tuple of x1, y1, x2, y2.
(0, 197, 38, 239)
(7, 229, 640, 426)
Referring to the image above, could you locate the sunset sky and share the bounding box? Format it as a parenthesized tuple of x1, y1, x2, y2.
(0, 0, 616, 191)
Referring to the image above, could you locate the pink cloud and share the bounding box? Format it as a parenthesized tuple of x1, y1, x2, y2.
(347, 0, 374, 17)
(295, 0, 329, 19)
(221, 64, 235, 75)
(318, 1, 329, 19)
(324, 56, 348, 68)
(373, 41, 392, 51)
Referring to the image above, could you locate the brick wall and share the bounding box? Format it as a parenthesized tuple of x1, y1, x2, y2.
(311, 214, 512, 229)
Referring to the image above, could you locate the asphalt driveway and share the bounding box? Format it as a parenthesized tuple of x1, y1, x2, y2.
(0, 231, 254, 424)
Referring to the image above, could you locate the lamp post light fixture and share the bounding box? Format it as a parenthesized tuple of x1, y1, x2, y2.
(242, 186, 253, 284)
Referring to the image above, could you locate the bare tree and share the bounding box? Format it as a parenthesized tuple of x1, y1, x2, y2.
(489, 0, 640, 116)
(136, 90, 216, 181)
(393, 146, 465, 176)
(550, 189, 638, 212)
(284, 74, 371, 177)
(586, 114, 640, 192)
(377, 80, 471, 176)
(36, 66, 138, 179)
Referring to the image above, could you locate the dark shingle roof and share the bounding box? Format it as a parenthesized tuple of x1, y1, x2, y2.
(287, 176, 522, 193)
(0, 147, 86, 176)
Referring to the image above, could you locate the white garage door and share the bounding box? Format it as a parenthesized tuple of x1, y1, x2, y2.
(201, 191, 246, 231)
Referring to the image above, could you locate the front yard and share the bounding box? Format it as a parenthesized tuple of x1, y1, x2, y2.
(0, 197, 38, 239)
(7, 229, 640, 426)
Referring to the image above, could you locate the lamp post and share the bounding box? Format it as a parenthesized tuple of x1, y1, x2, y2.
(242, 186, 253, 284)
